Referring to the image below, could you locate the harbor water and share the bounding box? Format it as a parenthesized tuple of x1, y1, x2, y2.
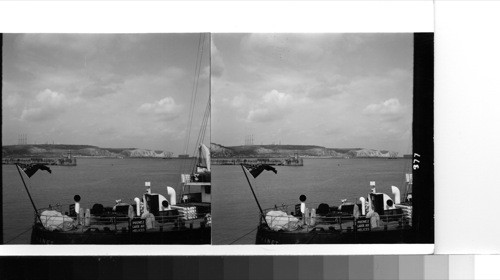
(2, 157, 195, 244)
(212, 158, 411, 244)
(2, 157, 411, 244)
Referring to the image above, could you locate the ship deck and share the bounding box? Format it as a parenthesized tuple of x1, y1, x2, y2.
(35, 202, 211, 235)
(270, 219, 407, 234)
(55, 217, 209, 234)
(31, 210, 211, 244)
(261, 204, 412, 235)
(257, 212, 413, 244)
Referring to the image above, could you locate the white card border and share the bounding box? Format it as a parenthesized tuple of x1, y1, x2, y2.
(0, 0, 434, 256)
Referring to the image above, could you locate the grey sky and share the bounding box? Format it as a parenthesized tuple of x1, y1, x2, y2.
(211, 34, 413, 155)
(2, 34, 210, 155)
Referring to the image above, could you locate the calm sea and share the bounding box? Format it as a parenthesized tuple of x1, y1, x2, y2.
(2, 157, 195, 244)
(212, 158, 411, 245)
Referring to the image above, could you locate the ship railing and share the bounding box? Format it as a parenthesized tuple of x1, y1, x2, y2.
(259, 213, 411, 233)
(260, 205, 411, 233)
(182, 173, 211, 184)
(35, 204, 211, 231)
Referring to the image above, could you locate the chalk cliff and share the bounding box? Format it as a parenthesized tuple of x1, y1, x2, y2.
(211, 143, 398, 158)
(2, 144, 173, 158)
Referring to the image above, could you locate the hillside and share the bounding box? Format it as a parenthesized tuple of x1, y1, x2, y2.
(210, 143, 398, 158)
(2, 144, 173, 158)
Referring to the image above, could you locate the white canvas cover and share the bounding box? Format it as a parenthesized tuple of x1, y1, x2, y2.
(199, 143, 211, 171)
(40, 210, 75, 231)
(265, 210, 300, 231)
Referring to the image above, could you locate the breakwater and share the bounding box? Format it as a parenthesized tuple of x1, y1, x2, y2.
(2, 156, 77, 166)
(211, 157, 303, 166)
(2, 157, 58, 165)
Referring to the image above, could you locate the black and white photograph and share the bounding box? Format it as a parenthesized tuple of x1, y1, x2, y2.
(2, 33, 212, 244)
(211, 33, 433, 245)
(5, 1, 500, 276)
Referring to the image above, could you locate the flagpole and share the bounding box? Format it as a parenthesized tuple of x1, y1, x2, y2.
(15, 164, 42, 224)
(240, 164, 270, 228)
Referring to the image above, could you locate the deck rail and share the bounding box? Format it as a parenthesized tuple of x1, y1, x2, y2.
(260, 203, 411, 233)
(35, 203, 211, 232)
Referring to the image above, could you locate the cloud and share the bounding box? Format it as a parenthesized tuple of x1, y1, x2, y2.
(20, 89, 74, 122)
(388, 68, 411, 80)
(228, 94, 247, 109)
(210, 34, 413, 155)
(3, 92, 20, 108)
(302, 75, 348, 99)
(80, 76, 123, 98)
(16, 34, 115, 56)
(247, 90, 294, 123)
(363, 98, 407, 121)
(308, 84, 346, 99)
(211, 40, 225, 78)
(243, 34, 323, 58)
(121, 67, 186, 99)
(241, 34, 344, 65)
(36, 89, 67, 105)
(137, 97, 182, 121)
(201, 66, 210, 82)
(96, 126, 118, 136)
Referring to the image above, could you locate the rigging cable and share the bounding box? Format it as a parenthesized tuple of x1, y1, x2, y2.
(401, 127, 413, 198)
(191, 93, 211, 173)
(183, 33, 206, 156)
(178, 34, 207, 194)
(4, 226, 33, 244)
(229, 227, 258, 245)
(196, 88, 211, 147)
(179, 34, 204, 170)
(195, 35, 211, 153)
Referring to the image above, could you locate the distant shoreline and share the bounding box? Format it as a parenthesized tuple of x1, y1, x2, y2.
(211, 143, 405, 159)
(2, 144, 173, 159)
(211, 156, 407, 160)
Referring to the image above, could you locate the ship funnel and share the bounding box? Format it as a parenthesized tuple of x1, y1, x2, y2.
(74, 195, 81, 214)
(299, 195, 306, 215)
(391, 186, 401, 204)
(134, 197, 141, 216)
(359, 197, 366, 215)
(145, 181, 151, 194)
(166, 186, 177, 206)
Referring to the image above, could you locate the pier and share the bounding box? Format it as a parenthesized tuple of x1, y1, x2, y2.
(2, 157, 58, 165)
(2, 155, 77, 166)
(211, 157, 303, 166)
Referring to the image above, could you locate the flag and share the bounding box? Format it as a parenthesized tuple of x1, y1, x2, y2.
(17, 163, 52, 178)
(243, 164, 277, 178)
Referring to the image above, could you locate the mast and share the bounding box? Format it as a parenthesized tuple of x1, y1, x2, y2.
(179, 34, 210, 199)
(15, 164, 42, 224)
(240, 164, 270, 228)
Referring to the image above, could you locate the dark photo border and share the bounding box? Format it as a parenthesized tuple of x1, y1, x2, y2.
(412, 33, 434, 243)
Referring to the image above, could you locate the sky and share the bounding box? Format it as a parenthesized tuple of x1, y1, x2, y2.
(211, 34, 413, 155)
(2, 34, 210, 156)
